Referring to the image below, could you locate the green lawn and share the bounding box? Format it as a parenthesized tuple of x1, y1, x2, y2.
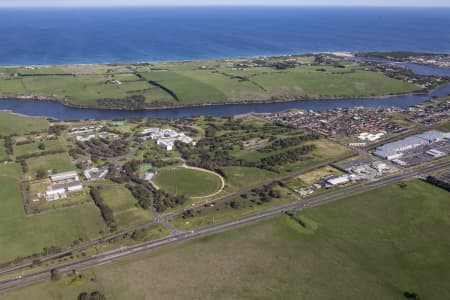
(14, 139, 66, 158)
(252, 67, 418, 98)
(0, 163, 107, 264)
(0, 79, 25, 94)
(99, 186, 153, 230)
(26, 152, 75, 180)
(154, 167, 223, 198)
(141, 71, 227, 104)
(3, 179, 449, 300)
(0, 111, 48, 136)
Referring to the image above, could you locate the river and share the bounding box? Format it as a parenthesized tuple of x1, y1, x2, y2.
(0, 62, 449, 120)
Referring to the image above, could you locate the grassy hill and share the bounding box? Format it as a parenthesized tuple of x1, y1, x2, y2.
(0, 55, 420, 110)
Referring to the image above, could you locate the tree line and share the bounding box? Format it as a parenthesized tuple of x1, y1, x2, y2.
(90, 186, 117, 232)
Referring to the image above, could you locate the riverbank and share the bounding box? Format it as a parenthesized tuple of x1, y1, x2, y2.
(2, 82, 450, 121)
(0, 89, 430, 112)
(0, 53, 422, 111)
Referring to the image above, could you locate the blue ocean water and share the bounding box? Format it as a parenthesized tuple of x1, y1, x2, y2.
(0, 7, 450, 66)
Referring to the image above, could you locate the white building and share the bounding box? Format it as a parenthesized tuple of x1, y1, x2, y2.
(45, 188, 67, 201)
(157, 139, 175, 151)
(84, 167, 109, 181)
(50, 171, 79, 183)
(358, 132, 385, 142)
(326, 175, 350, 186)
(141, 127, 195, 151)
(371, 162, 389, 173)
(45, 171, 83, 201)
(426, 149, 445, 158)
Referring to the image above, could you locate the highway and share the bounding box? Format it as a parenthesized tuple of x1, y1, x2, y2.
(0, 159, 447, 293)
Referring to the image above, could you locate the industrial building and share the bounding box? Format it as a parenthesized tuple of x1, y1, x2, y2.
(45, 171, 83, 201)
(373, 130, 448, 160)
(326, 175, 351, 186)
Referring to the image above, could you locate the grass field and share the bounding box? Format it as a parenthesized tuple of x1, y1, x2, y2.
(220, 166, 278, 192)
(0, 140, 7, 161)
(3, 179, 449, 299)
(436, 120, 450, 131)
(25, 152, 74, 180)
(0, 163, 107, 264)
(0, 56, 420, 109)
(170, 184, 296, 230)
(293, 165, 343, 187)
(277, 139, 353, 173)
(99, 186, 153, 230)
(154, 167, 223, 198)
(0, 111, 48, 136)
(14, 139, 66, 157)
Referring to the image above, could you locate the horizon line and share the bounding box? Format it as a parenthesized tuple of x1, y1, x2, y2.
(1, 4, 450, 8)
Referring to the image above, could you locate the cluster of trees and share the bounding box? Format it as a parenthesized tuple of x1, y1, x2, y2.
(19, 160, 28, 173)
(154, 190, 187, 212)
(270, 61, 297, 70)
(126, 184, 152, 209)
(177, 122, 316, 172)
(48, 124, 68, 136)
(15, 139, 34, 146)
(15, 149, 65, 161)
(36, 168, 48, 179)
(90, 187, 117, 232)
(403, 291, 421, 300)
(142, 157, 180, 169)
(259, 145, 316, 169)
(78, 138, 129, 158)
(78, 291, 107, 300)
(425, 176, 450, 192)
(3, 136, 14, 156)
(245, 183, 283, 204)
(69, 147, 86, 159)
(97, 95, 146, 110)
(257, 134, 319, 153)
(181, 182, 283, 219)
(285, 211, 308, 228)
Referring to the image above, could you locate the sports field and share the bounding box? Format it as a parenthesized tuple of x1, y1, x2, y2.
(3, 179, 449, 300)
(154, 167, 223, 198)
(0, 111, 48, 136)
(99, 186, 153, 230)
(0, 163, 107, 264)
(0, 56, 419, 109)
